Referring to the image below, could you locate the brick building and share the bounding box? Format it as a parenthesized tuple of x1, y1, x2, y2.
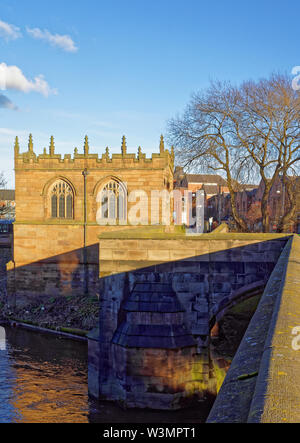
(205, 183, 259, 230)
(207, 175, 300, 233)
(7, 134, 174, 304)
(254, 176, 300, 233)
(173, 169, 229, 226)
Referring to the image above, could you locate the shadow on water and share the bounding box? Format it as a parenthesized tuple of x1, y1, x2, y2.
(0, 292, 260, 424)
(0, 326, 214, 423)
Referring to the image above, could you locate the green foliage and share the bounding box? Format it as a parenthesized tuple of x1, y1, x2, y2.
(228, 295, 261, 315)
(237, 371, 258, 381)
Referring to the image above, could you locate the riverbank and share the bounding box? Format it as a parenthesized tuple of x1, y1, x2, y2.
(0, 293, 99, 335)
(0, 318, 88, 341)
(0, 246, 98, 336)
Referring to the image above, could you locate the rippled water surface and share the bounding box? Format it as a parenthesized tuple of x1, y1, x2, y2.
(0, 326, 216, 423)
(0, 326, 89, 423)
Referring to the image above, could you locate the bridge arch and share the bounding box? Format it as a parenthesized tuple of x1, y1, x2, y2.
(209, 280, 266, 332)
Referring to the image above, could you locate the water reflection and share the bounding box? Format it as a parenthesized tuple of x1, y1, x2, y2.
(0, 326, 88, 423)
(0, 326, 218, 423)
(0, 333, 18, 422)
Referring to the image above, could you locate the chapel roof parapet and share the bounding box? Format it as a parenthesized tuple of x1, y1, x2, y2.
(14, 134, 175, 169)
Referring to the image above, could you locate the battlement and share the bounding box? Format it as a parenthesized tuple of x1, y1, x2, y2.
(14, 134, 175, 170)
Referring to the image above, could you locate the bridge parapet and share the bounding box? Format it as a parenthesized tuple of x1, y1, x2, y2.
(98, 229, 289, 338)
(207, 234, 300, 423)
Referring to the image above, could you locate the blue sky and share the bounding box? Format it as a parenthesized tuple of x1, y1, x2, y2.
(0, 0, 299, 188)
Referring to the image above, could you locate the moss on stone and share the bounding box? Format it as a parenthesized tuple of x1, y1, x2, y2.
(237, 371, 258, 381)
(98, 225, 292, 241)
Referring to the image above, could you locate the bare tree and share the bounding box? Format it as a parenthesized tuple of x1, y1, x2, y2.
(235, 74, 300, 232)
(276, 175, 300, 232)
(168, 73, 300, 232)
(167, 82, 249, 232)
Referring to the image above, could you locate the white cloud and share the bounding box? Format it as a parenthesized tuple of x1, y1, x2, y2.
(0, 62, 57, 97)
(0, 19, 22, 41)
(27, 27, 78, 53)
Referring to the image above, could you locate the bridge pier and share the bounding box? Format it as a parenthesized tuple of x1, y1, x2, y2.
(88, 229, 290, 410)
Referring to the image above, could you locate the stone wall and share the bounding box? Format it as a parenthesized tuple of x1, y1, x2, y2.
(0, 246, 12, 305)
(207, 234, 300, 423)
(249, 234, 300, 423)
(9, 135, 174, 303)
(7, 224, 158, 304)
(14, 135, 174, 225)
(89, 229, 290, 409)
(98, 231, 289, 326)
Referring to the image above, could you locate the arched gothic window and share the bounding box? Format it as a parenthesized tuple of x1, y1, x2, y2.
(50, 180, 74, 219)
(98, 179, 126, 223)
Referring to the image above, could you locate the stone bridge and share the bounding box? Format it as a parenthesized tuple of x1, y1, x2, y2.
(88, 226, 293, 412)
(207, 234, 300, 423)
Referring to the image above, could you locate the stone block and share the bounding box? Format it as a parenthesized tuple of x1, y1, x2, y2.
(147, 250, 170, 261)
(173, 261, 200, 273)
(191, 324, 209, 335)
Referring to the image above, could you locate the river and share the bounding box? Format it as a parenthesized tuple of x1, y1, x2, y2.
(0, 325, 217, 423)
(0, 292, 260, 424)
